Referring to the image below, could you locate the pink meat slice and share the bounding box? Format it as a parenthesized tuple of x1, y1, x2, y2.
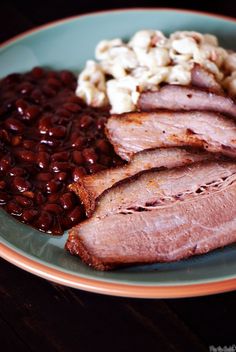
(191, 63, 223, 94)
(94, 161, 236, 219)
(105, 111, 236, 161)
(137, 85, 236, 118)
(66, 161, 236, 270)
(69, 147, 214, 216)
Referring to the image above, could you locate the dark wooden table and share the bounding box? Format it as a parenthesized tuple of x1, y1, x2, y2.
(1, 2, 236, 351)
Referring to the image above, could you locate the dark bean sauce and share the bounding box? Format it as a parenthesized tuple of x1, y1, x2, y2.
(0, 67, 122, 235)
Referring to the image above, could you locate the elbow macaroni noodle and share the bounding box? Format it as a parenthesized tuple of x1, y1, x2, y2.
(76, 30, 236, 113)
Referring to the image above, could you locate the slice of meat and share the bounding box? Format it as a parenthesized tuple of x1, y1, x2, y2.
(69, 147, 214, 216)
(66, 164, 236, 270)
(105, 111, 236, 161)
(191, 63, 223, 94)
(137, 85, 236, 118)
(94, 161, 236, 219)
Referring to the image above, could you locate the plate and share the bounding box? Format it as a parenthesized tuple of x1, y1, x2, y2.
(1, 8, 236, 298)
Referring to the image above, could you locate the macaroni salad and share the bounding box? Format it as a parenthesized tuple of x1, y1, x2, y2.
(76, 30, 236, 114)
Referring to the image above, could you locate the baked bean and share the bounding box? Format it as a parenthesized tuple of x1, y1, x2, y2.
(66, 95, 83, 105)
(0, 192, 10, 204)
(72, 167, 86, 182)
(60, 70, 75, 85)
(37, 152, 50, 169)
(4, 73, 21, 84)
(82, 148, 98, 164)
(11, 135, 22, 146)
(96, 139, 111, 154)
(43, 85, 56, 97)
(22, 191, 34, 199)
(96, 117, 107, 130)
(35, 211, 53, 232)
(0, 181, 6, 190)
(0, 155, 13, 173)
(31, 67, 45, 79)
(47, 78, 62, 90)
(34, 192, 45, 205)
(9, 167, 26, 177)
(56, 108, 71, 117)
(4, 97, 14, 109)
(68, 206, 83, 224)
(22, 209, 38, 222)
(60, 216, 73, 229)
(5, 118, 24, 133)
(17, 150, 36, 163)
(46, 179, 60, 193)
(48, 126, 66, 139)
(44, 203, 63, 214)
(22, 140, 36, 150)
(36, 172, 53, 182)
(40, 137, 61, 148)
(12, 177, 31, 193)
(39, 115, 53, 133)
(7, 201, 22, 216)
(60, 192, 75, 210)
(0, 157, 7, 173)
(79, 115, 93, 128)
(0, 68, 121, 235)
(51, 161, 71, 173)
(0, 129, 11, 143)
(18, 82, 33, 95)
(47, 194, 59, 203)
(15, 99, 28, 115)
(63, 103, 81, 113)
(24, 106, 40, 121)
(57, 117, 71, 126)
(31, 88, 44, 104)
(15, 195, 33, 207)
(71, 136, 85, 149)
(55, 172, 67, 182)
(72, 150, 84, 165)
(47, 71, 59, 79)
(52, 151, 69, 162)
(37, 144, 48, 152)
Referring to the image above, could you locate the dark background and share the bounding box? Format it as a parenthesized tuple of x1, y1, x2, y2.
(0, 1, 235, 43)
(1, 1, 236, 352)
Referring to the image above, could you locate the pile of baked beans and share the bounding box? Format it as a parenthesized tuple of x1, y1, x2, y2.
(0, 67, 122, 235)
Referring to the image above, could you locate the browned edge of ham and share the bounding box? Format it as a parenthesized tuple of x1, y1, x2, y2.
(66, 161, 236, 270)
(69, 148, 217, 216)
(191, 63, 223, 94)
(105, 111, 236, 161)
(92, 160, 236, 219)
(66, 173, 236, 271)
(137, 84, 236, 118)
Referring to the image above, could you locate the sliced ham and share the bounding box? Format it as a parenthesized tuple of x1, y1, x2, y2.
(105, 111, 236, 161)
(66, 161, 236, 270)
(191, 63, 223, 94)
(69, 148, 216, 216)
(93, 161, 236, 219)
(137, 85, 236, 118)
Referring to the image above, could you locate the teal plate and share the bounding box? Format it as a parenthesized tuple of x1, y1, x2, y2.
(1, 8, 236, 298)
